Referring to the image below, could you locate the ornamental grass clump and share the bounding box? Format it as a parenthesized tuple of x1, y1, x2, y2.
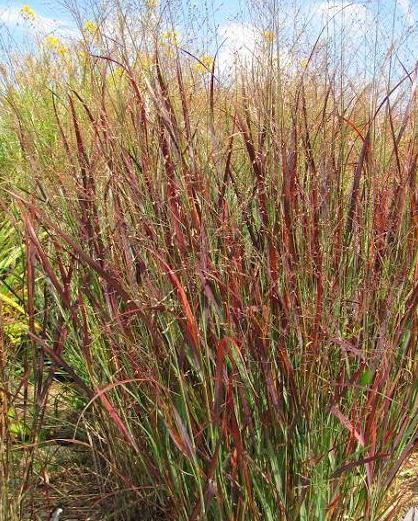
(0, 0, 417, 519)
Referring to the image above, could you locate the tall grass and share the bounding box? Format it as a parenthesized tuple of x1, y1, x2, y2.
(0, 0, 417, 519)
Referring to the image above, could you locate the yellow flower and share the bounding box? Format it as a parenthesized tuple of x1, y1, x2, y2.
(145, 0, 158, 8)
(20, 5, 36, 22)
(112, 66, 125, 79)
(162, 30, 179, 46)
(193, 54, 214, 74)
(300, 58, 309, 69)
(138, 53, 153, 71)
(44, 35, 60, 49)
(43, 35, 68, 56)
(262, 31, 275, 43)
(83, 20, 99, 36)
(77, 49, 89, 60)
(57, 45, 69, 57)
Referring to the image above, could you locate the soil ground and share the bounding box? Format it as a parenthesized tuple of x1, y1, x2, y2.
(388, 451, 418, 520)
(30, 449, 418, 520)
(14, 382, 418, 520)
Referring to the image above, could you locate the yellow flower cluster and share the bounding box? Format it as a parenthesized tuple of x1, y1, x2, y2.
(20, 5, 36, 22)
(113, 66, 125, 79)
(77, 49, 93, 64)
(145, 0, 158, 8)
(83, 20, 99, 37)
(139, 53, 153, 71)
(193, 55, 214, 74)
(262, 31, 275, 43)
(162, 30, 179, 46)
(43, 35, 69, 57)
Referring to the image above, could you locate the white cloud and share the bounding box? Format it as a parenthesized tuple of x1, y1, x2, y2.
(0, 7, 21, 26)
(0, 7, 77, 40)
(217, 21, 259, 71)
(315, 1, 371, 38)
(216, 21, 291, 78)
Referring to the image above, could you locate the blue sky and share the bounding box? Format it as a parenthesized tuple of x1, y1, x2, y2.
(0, 0, 244, 28)
(0, 0, 416, 77)
(0, 0, 73, 26)
(0, 0, 74, 19)
(1, 1, 416, 40)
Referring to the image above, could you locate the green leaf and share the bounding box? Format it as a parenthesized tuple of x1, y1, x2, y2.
(359, 368, 374, 386)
